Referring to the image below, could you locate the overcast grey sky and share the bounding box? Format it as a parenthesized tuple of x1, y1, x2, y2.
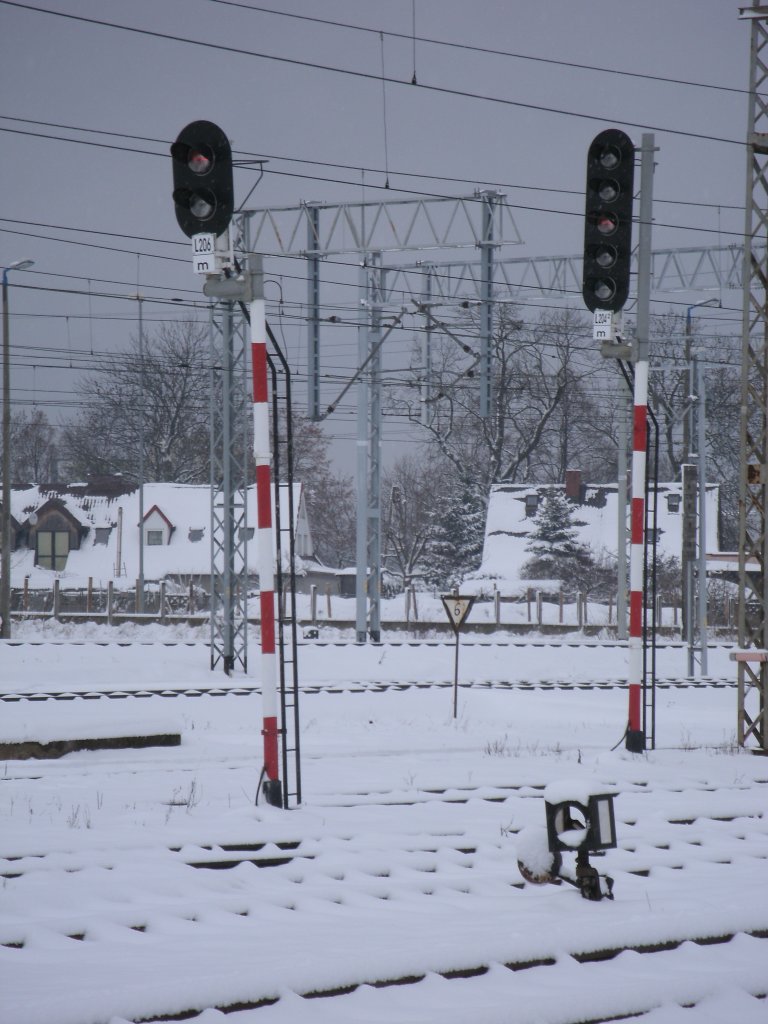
(0, 0, 752, 469)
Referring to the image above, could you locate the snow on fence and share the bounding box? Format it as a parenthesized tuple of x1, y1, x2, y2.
(11, 578, 209, 624)
(6, 578, 739, 636)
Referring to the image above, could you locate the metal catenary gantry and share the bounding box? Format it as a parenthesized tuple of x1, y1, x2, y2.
(241, 193, 523, 641)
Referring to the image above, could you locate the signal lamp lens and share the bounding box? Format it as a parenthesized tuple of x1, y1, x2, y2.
(594, 244, 617, 268)
(189, 191, 216, 220)
(597, 179, 620, 203)
(598, 145, 621, 170)
(188, 146, 213, 174)
(596, 212, 618, 236)
(593, 279, 616, 303)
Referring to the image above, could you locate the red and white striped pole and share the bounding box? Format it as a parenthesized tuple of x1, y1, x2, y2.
(624, 132, 655, 754)
(250, 262, 282, 805)
(627, 355, 648, 753)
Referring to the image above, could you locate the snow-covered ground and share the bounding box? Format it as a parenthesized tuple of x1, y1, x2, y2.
(1, 622, 766, 1024)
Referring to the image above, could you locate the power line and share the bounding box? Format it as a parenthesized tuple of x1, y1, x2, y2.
(0, 1, 746, 147)
(207, 0, 751, 98)
(0, 115, 745, 213)
(8, 272, 744, 335)
(0, 224, 189, 264)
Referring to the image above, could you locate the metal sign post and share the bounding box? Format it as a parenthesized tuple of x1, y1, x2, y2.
(441, 594, 476, 718)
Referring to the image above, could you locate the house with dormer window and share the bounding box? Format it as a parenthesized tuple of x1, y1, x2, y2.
(3, 478, 334, 593)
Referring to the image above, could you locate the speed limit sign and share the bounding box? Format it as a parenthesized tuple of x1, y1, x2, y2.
(440, 594, 475, 635)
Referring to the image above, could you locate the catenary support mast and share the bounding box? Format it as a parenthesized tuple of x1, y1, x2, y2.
(736, 3, 768, 750)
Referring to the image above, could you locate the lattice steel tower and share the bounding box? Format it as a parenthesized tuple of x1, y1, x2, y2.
(738, 3, 768, 750)
(209, 301, 250, 673)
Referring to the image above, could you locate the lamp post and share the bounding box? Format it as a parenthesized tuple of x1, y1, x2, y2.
(684, 298, 719, 676)
(2, 259, 35, 640)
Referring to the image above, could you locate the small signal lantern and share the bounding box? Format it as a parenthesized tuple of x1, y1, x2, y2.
(171, 120, 234, 238)
(582, 129, 635, 313)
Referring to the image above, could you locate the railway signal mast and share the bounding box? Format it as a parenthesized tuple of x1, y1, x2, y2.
(170, 121, 288, 806)
(582, 128, 653, 754)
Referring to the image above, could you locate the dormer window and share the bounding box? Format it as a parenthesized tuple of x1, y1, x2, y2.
(37, 530, 69, 571)
(141, 505, 174, 547)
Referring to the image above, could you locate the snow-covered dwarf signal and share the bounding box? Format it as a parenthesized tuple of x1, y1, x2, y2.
(516, 785, 617, 901)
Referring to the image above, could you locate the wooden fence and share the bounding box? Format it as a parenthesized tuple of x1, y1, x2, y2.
(6, 578, 739, 637)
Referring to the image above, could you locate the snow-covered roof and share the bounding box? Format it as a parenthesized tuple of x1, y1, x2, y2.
(8, 481, 310, 589)
(468, 480, 720, 591)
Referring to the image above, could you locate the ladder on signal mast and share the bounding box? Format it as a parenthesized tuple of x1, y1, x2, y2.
(642, 406, 660, 750)
(267, 323, 302, 809)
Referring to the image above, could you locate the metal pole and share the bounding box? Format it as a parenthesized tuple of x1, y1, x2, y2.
(222, 303, 234, 672)
(1, 259, 33, 641)
(683, 462, 697, 676)
(626, 133, 655, 753)
(1, 273, 10, 640)
(137, 293, 145, 614)
(208, 305, 216, 668)
(453, 632, 460, 719)
(307, 204, 321, 420)
(696, 353, 709, 675)
(368, 255, 383, 643)
(684, 310, 694, 674)
(617, 390, 629, 640)
(479, 192, 497, 418)
(421, 264, 433, 425)
(685, 298, 718, 676)
(355, 259, 370, 643)
(249, 257, 282, 806)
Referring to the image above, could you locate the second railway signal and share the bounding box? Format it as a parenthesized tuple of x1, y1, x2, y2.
(171, 120, 234, 239)
(582, 128, 635, 313)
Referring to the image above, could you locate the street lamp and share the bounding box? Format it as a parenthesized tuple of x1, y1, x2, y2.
(2, 258, 35, 640)
(684, 297, 720, 677)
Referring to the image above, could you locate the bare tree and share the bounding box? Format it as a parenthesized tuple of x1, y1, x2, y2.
(528, 308, 620, 484)
(393, 304, 616, 491)
(3, 409, 59, 482)
(645, 312, 690, 480)
(62, 322, 211, 483)
(644, 311, 740, 546)
(382, 453, 448, 588)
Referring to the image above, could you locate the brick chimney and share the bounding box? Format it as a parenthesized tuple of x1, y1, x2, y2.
(565, 469, 583, 502)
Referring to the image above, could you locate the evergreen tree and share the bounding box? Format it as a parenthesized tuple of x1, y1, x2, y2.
(521, 490, 592, 587)
(425, 484, 486, 589)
